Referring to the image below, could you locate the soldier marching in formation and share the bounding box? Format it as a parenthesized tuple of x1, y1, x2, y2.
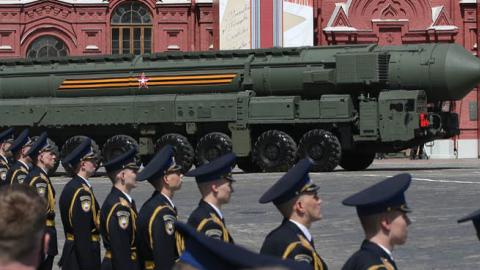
(342, 174, 412, 270)
(259, 159, 329, 270)
(24, 132, 58, 270)
(185, 153, 236, 243)
(100, 148, 140, 270)
(0, 126, 431, 270)
(6, 128, 33, 185)
(58, 138, 101, 270)
(0, 127, 14, 186)
(137, 145, 184, 270)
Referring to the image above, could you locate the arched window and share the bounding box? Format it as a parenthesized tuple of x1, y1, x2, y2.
(26, 36, 69, 59)
(111, 2, 152, 55)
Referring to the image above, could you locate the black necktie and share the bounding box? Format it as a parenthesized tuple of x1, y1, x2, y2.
(131, 200, 137, 211)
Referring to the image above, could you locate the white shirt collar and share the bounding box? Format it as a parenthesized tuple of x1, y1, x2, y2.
(19, 160, 29, 170)
(77, 174, 91, 188)
(0, 154, 8, 163)
(289, 219, 312, 242)
(376, 243, 394, 261)
(120, 190, 133, 204)
(39, 166, 48, 176)
(161, 192, 175, 209)
(205, 201, 223, 220)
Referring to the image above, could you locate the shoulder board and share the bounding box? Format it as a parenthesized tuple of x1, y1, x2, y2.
(367, 265, 388, 270)
(119, 197, 130, 207)
(298, 235, 313, 249)
(82, 183, 91, 192)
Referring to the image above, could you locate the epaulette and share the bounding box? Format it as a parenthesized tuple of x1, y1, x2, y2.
(119, 197, 130, 207)
(82, 183, 91, 191)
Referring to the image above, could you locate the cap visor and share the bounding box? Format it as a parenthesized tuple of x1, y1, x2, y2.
(225, 175, 235, 182)
(167, 164, 183, 173)
(125, 163, 140, 171)
(304, 183, 319, 193)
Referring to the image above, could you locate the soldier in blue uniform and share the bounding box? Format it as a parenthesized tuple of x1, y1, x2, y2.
(174, 221, 310, 270)
(137, 145, 184, 270)
(458, 208, 480, 240)
(24, 132, 58, 270)
(185, 153, 236, 243)
(0, 128, 14, 185)
(6, 128, 33, 185)
(100, 148, 140, 270)
(341, 173, 413, 270)
(58, 138, 101, 270)
(259, 159, 328, 270)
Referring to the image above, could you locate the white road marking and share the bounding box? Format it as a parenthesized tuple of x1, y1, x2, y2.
(361, 174, 480, 184)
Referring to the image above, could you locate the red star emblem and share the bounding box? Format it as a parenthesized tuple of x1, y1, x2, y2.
(138, 72, 149, 89)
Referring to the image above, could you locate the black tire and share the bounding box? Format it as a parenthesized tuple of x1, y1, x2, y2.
(156, 133, 195, 173)
(252, 130, 297, 172)
(236, 156, 261, 173)
(102, 135, 139, 165)
(31, 136, 60, 176)
(195, 132, 232, 166)
(339, 151, 376, 171)
(60, 136, 101, 176)
(297, 129, 341, 172)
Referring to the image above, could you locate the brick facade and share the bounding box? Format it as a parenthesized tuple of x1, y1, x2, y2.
(0, 0, 214, 57)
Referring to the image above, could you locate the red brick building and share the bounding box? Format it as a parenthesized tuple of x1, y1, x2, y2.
(0, 0, 478, 158)
(0, 0, 215, 57)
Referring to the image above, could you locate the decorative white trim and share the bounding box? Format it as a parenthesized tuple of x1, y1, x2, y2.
(428, 25, 458, 30)
(431, 6, 443, 21)
(323, 26, 357, 32)
(324, 0, 357, 32)
(195, 0, 212, 3)
(0, 45, 12, 50)
(167, 44, 180, 50)
(85, 45, 99, 50)
(460, 0, 476, 4)
(371, 18, 408, 22)
(326, 4, 342, 28)
(429, 6, 458, 31)
(157, 0, 191, 5)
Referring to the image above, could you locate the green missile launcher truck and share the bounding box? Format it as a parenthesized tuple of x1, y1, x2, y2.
(0, 43, 479, 173)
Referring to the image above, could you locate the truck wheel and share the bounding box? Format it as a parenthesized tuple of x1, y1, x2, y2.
(61, 136, 101, 176)
(156, 133, 195, 173)
(31, 136, 60, 176)
(298, 129, 341, 172)
(340, 151, 375, 171)
(102, 135, 139, 164)
(253, 130, 297, 172)
(195, 132, 232, 166)
(237, 156, 261, 173)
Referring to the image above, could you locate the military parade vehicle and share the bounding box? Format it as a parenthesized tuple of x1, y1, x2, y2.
(0, 43, 479, 173)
